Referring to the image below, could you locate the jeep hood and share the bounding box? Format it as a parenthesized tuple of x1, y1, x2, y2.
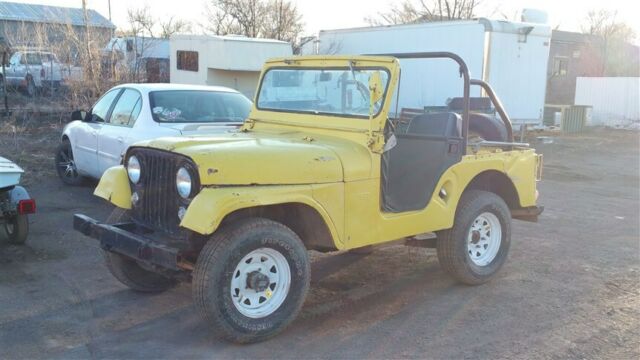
(133, 131, 371, 185)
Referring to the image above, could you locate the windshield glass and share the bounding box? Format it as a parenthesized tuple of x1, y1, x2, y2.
(256, 68, 389, 118)
(149, 90, 251, 123)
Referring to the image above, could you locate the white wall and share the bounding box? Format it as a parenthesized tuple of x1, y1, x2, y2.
(575, 77, 640, 126)
(170, 35, 293, 96)
(485, 31, 550, 124)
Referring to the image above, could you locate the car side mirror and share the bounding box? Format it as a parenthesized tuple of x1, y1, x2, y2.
(71, 110, 87, 121)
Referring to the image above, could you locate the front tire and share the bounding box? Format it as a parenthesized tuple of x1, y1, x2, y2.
(102, 208, 176, 293)
(437, 190, 511, 285)
(193, 217, 310, 343)
(55, 141, 85, 186)
(25, 77, 36, 97)
(4, 215, 29, 245)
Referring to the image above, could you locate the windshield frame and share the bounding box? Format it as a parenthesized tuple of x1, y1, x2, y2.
(148, 90, 251, 124)
(255, 66, 392, 120)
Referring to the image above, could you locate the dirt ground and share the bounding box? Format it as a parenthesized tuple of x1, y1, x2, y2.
(0, 122, 638, 359)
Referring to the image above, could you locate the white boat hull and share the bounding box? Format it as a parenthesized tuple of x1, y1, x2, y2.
(0, 156, 24, 188)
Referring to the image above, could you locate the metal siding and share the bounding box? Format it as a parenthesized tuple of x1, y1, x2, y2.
(0, 1, 114, 28)
(575, 77, 640, 126)
(487, 32, 550, 125)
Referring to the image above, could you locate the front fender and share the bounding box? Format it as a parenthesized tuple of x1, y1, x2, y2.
(94, 166, 132, 209)
(180, 185, 343, 248)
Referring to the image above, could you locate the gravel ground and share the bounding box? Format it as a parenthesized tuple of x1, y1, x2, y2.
(0, 126, 638, 359)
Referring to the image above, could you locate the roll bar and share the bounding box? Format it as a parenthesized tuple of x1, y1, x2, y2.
(367, 52, 514, 149)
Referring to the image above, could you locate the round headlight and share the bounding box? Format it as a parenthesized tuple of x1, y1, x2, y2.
(127, 155, 141, 184)
(176, 167, 192, 199)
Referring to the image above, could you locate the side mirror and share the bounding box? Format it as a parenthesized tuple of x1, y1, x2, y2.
(71, 110, 87, 121)
(368, 71, 384, 116)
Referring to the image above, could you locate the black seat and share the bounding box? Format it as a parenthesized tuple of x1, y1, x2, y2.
(406, 112, 461, 137)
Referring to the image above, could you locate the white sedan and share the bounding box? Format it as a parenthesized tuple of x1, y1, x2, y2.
(55, 83, 252, 185)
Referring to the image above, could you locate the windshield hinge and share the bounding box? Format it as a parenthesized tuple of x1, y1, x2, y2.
(240, 118, 256, 131)
(367, 131, 385, 154)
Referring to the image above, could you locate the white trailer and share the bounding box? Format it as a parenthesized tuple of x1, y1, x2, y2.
(311, 18, 551, 125)
(170, 35, 292, 99)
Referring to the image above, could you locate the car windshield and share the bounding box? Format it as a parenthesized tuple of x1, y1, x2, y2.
(149, 90, 251, 123)
(256, 68, 390, 118)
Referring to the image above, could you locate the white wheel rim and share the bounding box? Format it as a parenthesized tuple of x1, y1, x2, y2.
(467, 212, 502, 266)
(230, 247, 291, 319)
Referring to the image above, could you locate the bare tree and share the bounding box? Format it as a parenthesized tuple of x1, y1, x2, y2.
(160, 17, 192, 38)
(366, 0, 480, 26)
(204, 0, 304, 51)
(127, 6, 156, 38)
(581, 9, 637, 76)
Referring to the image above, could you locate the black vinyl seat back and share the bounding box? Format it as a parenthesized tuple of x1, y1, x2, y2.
(381, 112, 463, 213)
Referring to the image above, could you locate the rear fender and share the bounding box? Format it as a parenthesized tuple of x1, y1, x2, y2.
(8, 186, 31, 206)
(94, 166, 132, 209)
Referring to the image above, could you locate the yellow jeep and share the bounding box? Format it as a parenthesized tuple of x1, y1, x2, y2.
(74, 52, 543, 343)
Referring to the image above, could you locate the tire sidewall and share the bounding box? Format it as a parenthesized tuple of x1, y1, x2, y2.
(202, 222, 309, 339)
(55, 141, 83, 186)
(5, 214, 28, 244)
(462, 203, 511, 278)
(454, 193, 511, 281)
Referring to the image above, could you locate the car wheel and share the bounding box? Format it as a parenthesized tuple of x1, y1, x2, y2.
(436, 190, 511, 285)
(193, 217, 310, 343)
(4, 214, 29, 245)
(54, 141, 85, 186)
(102, 208, 177, 292)
(25, 77, 36, 97)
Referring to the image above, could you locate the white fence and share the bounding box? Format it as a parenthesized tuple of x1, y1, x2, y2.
(575, 77, 640, 127)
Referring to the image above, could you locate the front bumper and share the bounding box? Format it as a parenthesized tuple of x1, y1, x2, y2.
(73, 214, 183, 271)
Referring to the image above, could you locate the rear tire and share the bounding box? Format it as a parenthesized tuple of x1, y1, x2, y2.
(102, 208, 176, 293)
(4, 215, 29, 245)
(193, 217, 310, 343)
(437, 190, 511, 285)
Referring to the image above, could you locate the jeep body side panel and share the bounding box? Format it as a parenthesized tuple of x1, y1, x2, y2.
(344, 149, 538, 249)
(95, 148, 536, 250)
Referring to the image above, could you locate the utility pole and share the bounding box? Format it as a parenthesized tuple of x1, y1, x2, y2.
(108, 0, 114, 37)
(82, 0, 97, 92)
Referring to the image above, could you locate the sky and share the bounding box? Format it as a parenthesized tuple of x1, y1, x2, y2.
(6, 0, 640, 40)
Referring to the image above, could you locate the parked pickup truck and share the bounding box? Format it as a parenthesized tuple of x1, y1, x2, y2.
(74, 52, 543, 343)
(0, 50, 78, 96)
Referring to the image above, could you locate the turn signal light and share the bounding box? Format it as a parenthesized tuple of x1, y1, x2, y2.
(18, 199, 36, 215)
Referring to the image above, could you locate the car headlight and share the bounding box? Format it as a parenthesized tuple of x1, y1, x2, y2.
(127, 155, 141, 184)
(176, 167, 192, 199)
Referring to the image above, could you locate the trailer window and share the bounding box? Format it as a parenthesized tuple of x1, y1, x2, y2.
(256, 68, 390, 118)
(177, 51, 198, 72)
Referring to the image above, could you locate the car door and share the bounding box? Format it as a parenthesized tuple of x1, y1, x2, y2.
(73, 88, 122, 178)
(5, 53, 20, 83)
(97, 88, 143, 174)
